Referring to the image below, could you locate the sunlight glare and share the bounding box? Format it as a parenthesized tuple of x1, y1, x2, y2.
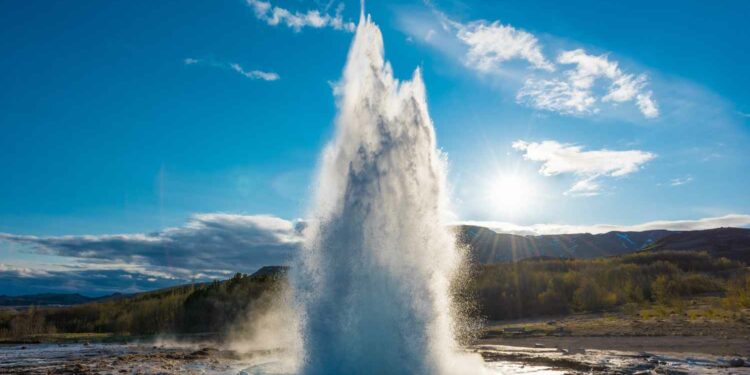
(487, 174, 535, 215)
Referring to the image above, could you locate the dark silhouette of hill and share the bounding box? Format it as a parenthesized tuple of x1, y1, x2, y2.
(644, 227, 750, 263)
(457, 225, 673, 263)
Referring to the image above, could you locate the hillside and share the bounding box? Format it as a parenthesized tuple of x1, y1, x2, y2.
(644, 227, 750, 262)
(2, 250, 749, 342)
(457, 225, 673, 263)
(0, 270, 285, 340)
(0, 266, 286, 309)
(0, 293, 100, 307)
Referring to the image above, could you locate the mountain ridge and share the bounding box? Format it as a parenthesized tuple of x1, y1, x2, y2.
(457, 226, 750, 263)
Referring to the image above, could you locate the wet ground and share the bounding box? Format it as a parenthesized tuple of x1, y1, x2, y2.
(1, 341, 749, 374)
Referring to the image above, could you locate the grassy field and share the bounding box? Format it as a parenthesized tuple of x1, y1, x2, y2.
(485, 298, 750, 337)
(481, 296, 750, 355)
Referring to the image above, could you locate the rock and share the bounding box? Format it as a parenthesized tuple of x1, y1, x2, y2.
(534, 343, 544, 348)
(655, 368, 689, 375)
(728, 358, 745, 367)
(632, 363, 656, 371)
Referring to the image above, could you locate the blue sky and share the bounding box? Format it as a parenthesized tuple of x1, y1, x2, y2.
(1, 0, 748, 294)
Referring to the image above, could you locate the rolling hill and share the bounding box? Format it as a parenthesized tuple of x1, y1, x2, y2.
(644, 227, 750, 262)
(457, 225, 674, 263)
(457, 226, 750, 263)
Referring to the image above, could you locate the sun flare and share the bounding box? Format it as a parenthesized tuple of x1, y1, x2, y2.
(487, 174, 535, 215)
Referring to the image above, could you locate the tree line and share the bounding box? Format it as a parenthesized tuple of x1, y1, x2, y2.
(471, 251, 749, 319)
(1, 250, 749, 339)
(0, 272, 284, 339)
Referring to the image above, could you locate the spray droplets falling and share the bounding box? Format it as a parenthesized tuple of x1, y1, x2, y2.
(294, 11, 484, 375)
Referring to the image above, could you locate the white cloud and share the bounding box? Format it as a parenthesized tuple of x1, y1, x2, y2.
(0, 214, 303, 278)
(518, 49, 659, 118)
(459, 214, 750, 236)
(670, 175, 694, 186)
(404, 5, 659, 119)
(455, 21, 554, 72)
(424, 28, 436, 41)
(230, 63, 280, 81)
(246, 0, 355, 32)
(512, 140, 655, 196)
(0, 263, 51, 278)
(512, 140, 656, 176)
(184, 58, 280, 81)
(516, 78, 595, 115)
(637, 91, 659, 118)
(565, 176, 601, 197)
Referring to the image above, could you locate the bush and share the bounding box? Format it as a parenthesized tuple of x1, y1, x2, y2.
(473, 251, 745, 320)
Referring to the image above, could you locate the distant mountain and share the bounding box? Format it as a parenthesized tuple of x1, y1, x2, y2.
(457, 225, 674, 263)
(0, 293, 97, 307)
(644, 227, 750, 263)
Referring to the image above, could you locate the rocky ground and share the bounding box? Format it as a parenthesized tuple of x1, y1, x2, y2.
(2, 341, 749, 375)
(0, 342, 291, 375)
(474, 310, 750, 374)
(481, 308, 750, 354)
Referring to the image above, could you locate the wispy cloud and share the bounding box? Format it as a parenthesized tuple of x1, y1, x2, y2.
(518, 49, 658, 118)
(670, 175, 694, 186)
(455, 21, 554, 73)
(460, 214, 750, 236)
(428, 6, 553, 73)
(246, 0, 355, 32)
(400, 3, 658, 119)
(229, 63, 280, 81)
(512, 140, 655, 196)
(184, 58, 279, 81)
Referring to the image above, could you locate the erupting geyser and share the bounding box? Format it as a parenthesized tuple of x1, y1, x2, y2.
(293, 8, 484, 375)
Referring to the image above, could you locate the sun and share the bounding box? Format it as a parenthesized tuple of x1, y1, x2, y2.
(486, 174, 535, 215)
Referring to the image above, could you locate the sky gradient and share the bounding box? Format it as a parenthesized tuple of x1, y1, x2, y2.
(1, 0, 748, 294)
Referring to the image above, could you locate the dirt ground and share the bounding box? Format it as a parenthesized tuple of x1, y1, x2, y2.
(480, 336, 750, 356)
(481, 309, 750, 356)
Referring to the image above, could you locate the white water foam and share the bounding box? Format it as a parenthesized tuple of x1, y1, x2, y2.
(293, 8, 485, 375)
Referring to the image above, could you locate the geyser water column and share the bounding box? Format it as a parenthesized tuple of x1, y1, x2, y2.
(294, 9, 484, 375)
